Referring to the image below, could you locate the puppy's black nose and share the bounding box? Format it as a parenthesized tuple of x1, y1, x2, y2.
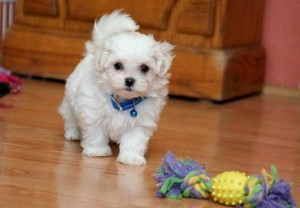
(125, 77, 135, 87)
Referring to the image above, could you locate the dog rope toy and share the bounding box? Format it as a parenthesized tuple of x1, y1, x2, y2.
(154, 152, 296, 208)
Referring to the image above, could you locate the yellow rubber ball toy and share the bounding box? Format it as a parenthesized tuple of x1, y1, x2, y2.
(211, 171, 248, 206)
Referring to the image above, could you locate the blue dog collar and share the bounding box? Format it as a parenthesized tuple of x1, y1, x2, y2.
(110, 94, 147, 118)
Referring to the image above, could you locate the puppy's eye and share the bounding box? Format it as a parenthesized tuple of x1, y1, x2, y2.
(114, 62, 123, 70)
(140, 64, 149, 73)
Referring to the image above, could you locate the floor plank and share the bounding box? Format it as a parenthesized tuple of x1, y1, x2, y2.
(0, 78, 299, 207)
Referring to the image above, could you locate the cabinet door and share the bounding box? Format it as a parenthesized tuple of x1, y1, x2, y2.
(24, 0, 58, 17)
(176, 0, 215, 36)
(17, 0, 63, 29)
(66, 0, 177, 31)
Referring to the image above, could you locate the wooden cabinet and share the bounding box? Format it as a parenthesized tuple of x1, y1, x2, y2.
(1, 0, 265, 101)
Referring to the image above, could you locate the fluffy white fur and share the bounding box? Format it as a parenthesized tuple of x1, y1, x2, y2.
(59, 10, 174, 165)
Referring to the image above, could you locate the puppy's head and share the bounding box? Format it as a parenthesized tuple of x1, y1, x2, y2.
(93, 32, 174, 99)
(86, 11, 174, 99)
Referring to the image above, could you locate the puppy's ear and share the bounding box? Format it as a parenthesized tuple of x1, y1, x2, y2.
(94, 49, 105, 72)
(86, 41, 107, 72)
(153, 41, 174, 77)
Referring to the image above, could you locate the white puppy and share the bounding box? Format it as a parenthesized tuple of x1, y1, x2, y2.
(59, 11, 174, 165)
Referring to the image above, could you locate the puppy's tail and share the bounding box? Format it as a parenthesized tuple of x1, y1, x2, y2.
(92, 10, 139, 42)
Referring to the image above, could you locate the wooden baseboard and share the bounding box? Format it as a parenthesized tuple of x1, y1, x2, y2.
(263, 85, 300, 99)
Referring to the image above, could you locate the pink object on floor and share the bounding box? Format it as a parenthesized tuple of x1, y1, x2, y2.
(0, 65, 22, 95)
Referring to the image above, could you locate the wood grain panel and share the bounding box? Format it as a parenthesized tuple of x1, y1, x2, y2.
(169, 48, 223, 98)
(222, 47, 265, 98)
(24, 0, 58, 17)
(219, 0, 265, 47)
(2, 26, 84, 79)
(66, 0, 177, 30)
(3, 26, 85, 56)
(2, 50, 80, 79)
(15, 0, 64, 29)
(176, 0, 216, 36)
(169, 46, 265, 100)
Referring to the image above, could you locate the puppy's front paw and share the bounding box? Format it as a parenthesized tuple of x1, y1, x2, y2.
(65, 128, 80, 141)
(117, 152, 146, 166)
(82, 146, 112, 157)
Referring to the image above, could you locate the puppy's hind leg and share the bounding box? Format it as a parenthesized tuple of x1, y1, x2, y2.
(58, 97, 81, 141)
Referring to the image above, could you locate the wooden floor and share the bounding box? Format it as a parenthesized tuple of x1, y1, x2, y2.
(1, 78, 299, 208)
